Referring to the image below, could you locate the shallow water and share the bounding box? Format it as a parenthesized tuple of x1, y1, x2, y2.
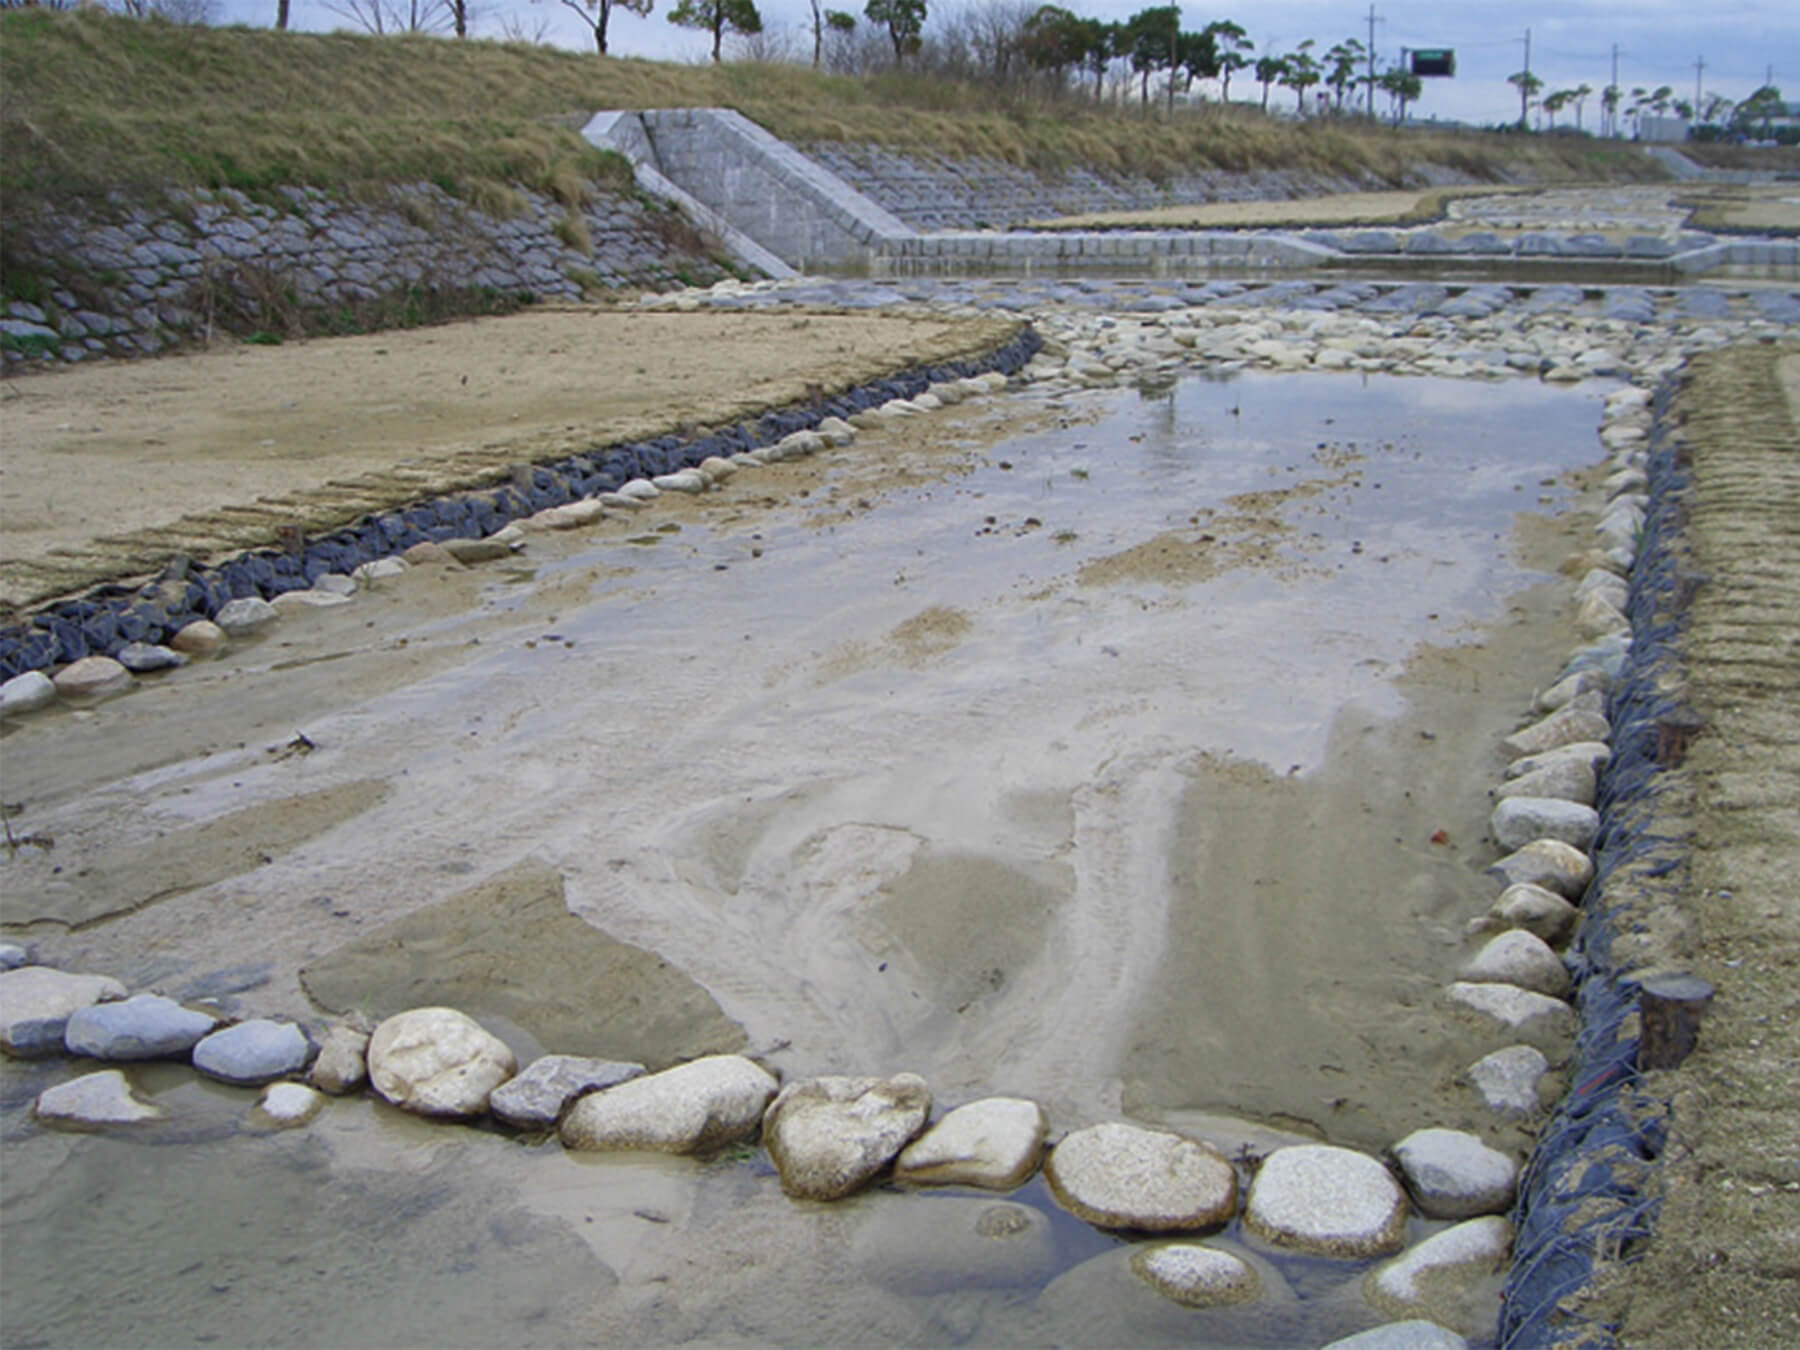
(0, 370, 1609, 1347)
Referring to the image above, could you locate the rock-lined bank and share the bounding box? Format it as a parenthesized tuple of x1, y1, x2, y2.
(1, 179, 736, 369)
(0, 327, 1040, 687)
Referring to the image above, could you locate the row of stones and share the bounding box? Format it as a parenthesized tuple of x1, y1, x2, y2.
(0, 953, 1513, 1343)
(0, 360, 1523, 1347)
(805, 142, 1471, 231)
(649, 272, 1800, 334)
(0, 370, 1016, 718)
(998, 286, 1771, 392)
(1, 181, 727, 368)
(0, 330, 1042, 684)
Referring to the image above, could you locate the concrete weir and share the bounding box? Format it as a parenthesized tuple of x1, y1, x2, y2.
(585, 109, 1797, 282)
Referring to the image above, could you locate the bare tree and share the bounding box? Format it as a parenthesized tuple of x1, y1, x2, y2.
(553, 0, 653, 54)
(320, 0, 453, 34)
(499, 5, 554, 40)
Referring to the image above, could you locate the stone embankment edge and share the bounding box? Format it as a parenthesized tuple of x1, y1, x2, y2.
(0, 324, 1041, 684)
(1496, 377, 1694, 1347)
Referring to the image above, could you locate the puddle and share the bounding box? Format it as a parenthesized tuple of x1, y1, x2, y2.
(0, 371, 1608, 1347)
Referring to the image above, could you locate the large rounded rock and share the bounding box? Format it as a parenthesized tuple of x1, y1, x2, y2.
(1490, 798, 1599, 853)
(1365, 1216, 1513, 1338)
(851, 1196, 1055, 1295)
(33, 1069, 166, 1128)
(1244, 1145, 1409, 1259)
(1468, 1045, 1553, 1118)
(51, 656, 131, 701)
(1129, 1243, 1262, 1308)
(1460, 930, 1571, 998)
(64, 994, 218, 1060)
(1504, 741, 1611, 782)
(0, 967, 128, 1057)
(559, 1053, 777, 1154)
(1031, 1241, 1296, 1345)
(764, 1072, 932, 1200)
(214, 596, 280, 636)
(1485, 839, 1594, 899)
(168, 619, 227, 658)
(192, 1019, 313, 1085)
(1487, 884, 1580, 946)
(1493, 757, 1596, 806)
(895, 1096, 1048, 1190)
(488, 1054, 645, 1131)
(0, 670, 56, 718)
(1044, 1122, 1238, 1232)
(1391, 1129, 1519, 1219)
(367, 1007, 516, 1118)
(1500, 708, 1611, 760)
(1444, 983, 1575, 1049)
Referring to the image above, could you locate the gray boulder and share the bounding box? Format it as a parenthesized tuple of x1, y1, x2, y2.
(0, 671, 56, 718)
(214, 597, 280, 636)
(1493, 757, 1596, 806)
(192, 1019, 312, 1085)
(1468, 1045, 1553, 1118)
(1364, 1216, 1513, 1339)
(1391, 1129, 1519, 1219)
(1460, 930, 1571, 998)
(64, 993, 218, 1060)
(489, 1053, 645, 1130)
(0, 967, 128, 1057)
(1490, 798, 1599, 852)
(1324, 1320, 1470, 1349)
(1129, 1243, 1263, 1307)
(1444, 983, 1575, 1048)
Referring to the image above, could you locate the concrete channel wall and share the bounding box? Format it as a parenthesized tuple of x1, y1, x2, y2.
(583, 109, 1797, 282)
(585, 109, 911, 271)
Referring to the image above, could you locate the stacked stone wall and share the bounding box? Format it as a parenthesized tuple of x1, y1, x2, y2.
(2, 181, 735, 368)
(804, 143, 1485, 230)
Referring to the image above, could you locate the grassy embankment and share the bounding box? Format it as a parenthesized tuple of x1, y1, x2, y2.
(2, 7, 1665, 218)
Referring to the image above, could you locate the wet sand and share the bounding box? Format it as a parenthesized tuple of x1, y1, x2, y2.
(1, 326, 1615, 1345)
(0, 306, 1018, 612)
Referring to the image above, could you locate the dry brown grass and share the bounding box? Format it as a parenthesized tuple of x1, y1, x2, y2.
(0, 8, 1664, 217)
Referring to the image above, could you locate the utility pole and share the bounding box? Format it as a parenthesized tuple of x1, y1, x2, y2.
(1693, 55, 1705, 115)
(1519, 27, 1532, 129)
(1365, 4, 1383, 120)
(1610, 43, 1620, 137)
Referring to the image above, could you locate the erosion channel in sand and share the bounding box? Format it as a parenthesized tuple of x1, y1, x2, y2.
(2, 353, 1612, 1345)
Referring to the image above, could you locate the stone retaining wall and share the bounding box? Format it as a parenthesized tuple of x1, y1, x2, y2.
(804, 143, 1484, 230)
(1, 180, 737, 369)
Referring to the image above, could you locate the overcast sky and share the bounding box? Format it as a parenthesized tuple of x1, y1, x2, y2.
(219, 0, 1795, 127)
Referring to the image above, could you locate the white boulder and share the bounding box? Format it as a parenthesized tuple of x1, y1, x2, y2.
(763, 1072, 932, 1199)
(559, 1053, 777, 1154)
(366, 1007, 516, 1117)
(1391, 1129, 1519, 1219)
(1244, 1144, 1409, 1259)
(1045, 1122, 1238, 1232)
(895, 1096, 1048, 1190)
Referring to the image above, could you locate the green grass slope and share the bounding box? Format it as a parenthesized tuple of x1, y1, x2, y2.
(3, 9, 1662, 214)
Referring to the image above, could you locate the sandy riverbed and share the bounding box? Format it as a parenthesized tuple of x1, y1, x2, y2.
(1, 310, 1621, 1343)
(0, 306, 1018, 613)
